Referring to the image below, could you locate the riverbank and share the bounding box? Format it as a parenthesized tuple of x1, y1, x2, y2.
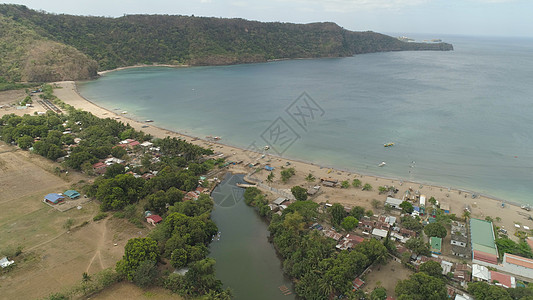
(52, 81, 533, 239)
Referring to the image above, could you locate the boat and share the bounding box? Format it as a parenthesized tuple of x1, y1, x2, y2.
(121, 111, 128, 114)
(145, 120, 153, 123)
(264, 145, 270, 151)
(378, 161, 386, 167)
(384, 142, 394, 147)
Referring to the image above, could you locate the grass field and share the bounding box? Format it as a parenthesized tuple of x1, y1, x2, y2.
(0, 142, 149, 299)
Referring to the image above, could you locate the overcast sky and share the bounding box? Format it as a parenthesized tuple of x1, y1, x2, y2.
(3, 0, 533, 37)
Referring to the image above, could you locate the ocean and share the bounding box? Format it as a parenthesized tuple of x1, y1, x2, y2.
(77, 34, 533, 205)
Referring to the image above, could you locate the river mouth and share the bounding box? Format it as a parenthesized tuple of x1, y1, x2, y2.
(209, 173, 295, 300)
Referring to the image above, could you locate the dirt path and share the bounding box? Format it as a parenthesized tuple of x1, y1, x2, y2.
(86, 217, 109, 273)
(26, 231, 67, 252)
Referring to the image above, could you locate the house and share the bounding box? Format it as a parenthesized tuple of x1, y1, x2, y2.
(140, 141, 153, 147)
(472, 264, 490, 282)
(400, 228, 417, 238)
(360, 219, 375, 232)
(451, 221, 467, 236)
(92, 162, 107, 174)
(273, 197, 288, 206)
(307, 186, 320, 196)
(44, 193, 65, 205)
(372, 228, 388, 240)
(184, 191, 199, 201)
(323, 230, 343, 241)
(146, 215, 163, 226)
(489, 270, 516, 288)
(430, 237, 442, 254)
(337, 234, 365, 250)
(352, 277, 365, 290)
(502, 253, 533, 280)
(64, 190, 80, 199)
(441, 260, 453, 275)
(385, 197, 403, 210)
(451, 233, 468, 247)
(0, 257, 14, 268)
(470, 218, 498, 266)
(420, 195, 426, 207)
(455, 295, 473, 300)
(452, 245, 471, 258)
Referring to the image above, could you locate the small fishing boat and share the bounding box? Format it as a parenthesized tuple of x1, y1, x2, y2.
(378, 161, 386, 167)
(145, 120, 154, 123)
(384, 142, 394, 147)
(121, 111, 128, 114)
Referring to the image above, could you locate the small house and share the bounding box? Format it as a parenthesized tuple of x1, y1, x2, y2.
(372, 228, 388, 240)
(0, 257, 14, 268)
(385, 197, 403, 210)
(273, 197, 288, 206)
(451, 233, 468, 247)
(430, 237, 442, 254)
(472, 264, 490, 282)
(352, 277, 365, 291)
(146, 215, 163, 226)
(264, 165, 274, 171)
(64, 190, 80, 199)
(44, 193, 65, 205)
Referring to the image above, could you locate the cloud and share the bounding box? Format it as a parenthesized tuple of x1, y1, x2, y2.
(280, 0, 429, 12)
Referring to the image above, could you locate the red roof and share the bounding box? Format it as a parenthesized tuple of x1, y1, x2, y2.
(128, 141, 140, 147)
(345, 234, 365, 244)
(527, 238, 533, 251)
(473, 250, 498, 265)
(147, 215, 163, 223)
(92, 162, 106, 169)
(352, 278, 365, 290)
(505, 253, 533, 269)
(490, 271, 512, 288)
(114, 144, 128, 148)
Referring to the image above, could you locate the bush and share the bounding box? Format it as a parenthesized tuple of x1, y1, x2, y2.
(113, 211, 125, 218)
(93, 212, 108, 221)
(362, 183, 372, 191)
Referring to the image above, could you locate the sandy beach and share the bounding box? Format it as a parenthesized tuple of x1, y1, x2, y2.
(3, 81, 532, 241)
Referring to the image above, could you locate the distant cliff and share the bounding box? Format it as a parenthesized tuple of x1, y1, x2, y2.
(0, 4, 453, 82)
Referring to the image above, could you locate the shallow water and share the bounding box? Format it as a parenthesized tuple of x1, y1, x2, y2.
(78, 34, 533, 204)
(208, 173, 294, 300)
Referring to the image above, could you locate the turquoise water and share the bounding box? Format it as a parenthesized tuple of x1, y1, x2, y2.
(78, 34, 533, 204)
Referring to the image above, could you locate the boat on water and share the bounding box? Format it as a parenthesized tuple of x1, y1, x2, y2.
(384, 142, 394, 147)
(378, 161, 386, 167)
(121, 111, 128, 114)
(145, 119, 153, 123)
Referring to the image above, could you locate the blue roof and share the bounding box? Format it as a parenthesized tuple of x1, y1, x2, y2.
(44, 193, 64, 203)
(64, 190, 80, 198)
(265, 165, 274, 171)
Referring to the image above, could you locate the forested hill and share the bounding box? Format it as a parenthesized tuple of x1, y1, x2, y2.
(0, 4, 453, 82)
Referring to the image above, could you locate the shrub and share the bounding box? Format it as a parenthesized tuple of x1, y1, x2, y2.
(93, 212, 108, 221)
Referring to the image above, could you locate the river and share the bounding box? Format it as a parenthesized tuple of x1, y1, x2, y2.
(209, 173, 294, 300)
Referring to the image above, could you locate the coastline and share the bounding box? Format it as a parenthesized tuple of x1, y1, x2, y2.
(97, 64, 190, 76)
(53, 81, 533, 239)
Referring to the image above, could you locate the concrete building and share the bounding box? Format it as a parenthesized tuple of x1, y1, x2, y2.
(470, 218, 498, 266)
(385, 197, 403, 210)
(502, 253, 533, 280)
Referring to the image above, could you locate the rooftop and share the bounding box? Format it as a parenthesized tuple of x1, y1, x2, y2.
(490, 270, 514, 288)
(504, 253, 533, 269)
(470, 218, 497, 256)
(430, 237, 442, 251)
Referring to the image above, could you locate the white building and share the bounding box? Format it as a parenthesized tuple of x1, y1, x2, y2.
(472, 264, 490, 282)
(385, 197, 403, 210)
(372, 228, 388, 240)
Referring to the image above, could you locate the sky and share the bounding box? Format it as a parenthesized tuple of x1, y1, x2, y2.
(3, 0, 533, 37)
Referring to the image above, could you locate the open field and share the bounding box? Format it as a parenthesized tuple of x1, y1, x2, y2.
(0, 140, 147, 299)
(362, 259, 413, 297)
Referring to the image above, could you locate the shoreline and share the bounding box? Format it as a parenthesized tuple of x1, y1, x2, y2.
(51, 81, 533, 240)
(97, 64, 191, 76)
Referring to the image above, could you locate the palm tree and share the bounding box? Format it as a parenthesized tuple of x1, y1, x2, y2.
(462, 210, 470, 221)
(305, 173, 315, 182)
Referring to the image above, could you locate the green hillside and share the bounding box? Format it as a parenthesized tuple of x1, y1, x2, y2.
(0, 4, 453, 82)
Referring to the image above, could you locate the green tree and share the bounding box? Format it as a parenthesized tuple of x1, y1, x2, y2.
(350, 206, 365, 219)
(133, 260, 158, 288)
(395, 272, 447, 300)
(291, 186, 308, 201)
(468, 281, 512, 300)
(371, 199, 381, 209)
(341, 180, 350, 189)
(428, 197, 437, 205)
(419, 261, 443, 277)
(341, 216, 359, 232)
(405, 237, 431, 256)
(305, 173, 316, 182)
(104, 163, 126, 179)
(352, 179, 362, 188)
(329, 203, 346, 227)
(365, 210, 374, 217)
(370, 287, 387, 300)
(17, 135, 34, 150)
(267, 172, 274, 183)
(400, 201, 414, 214)
(362, 183, 372, 191)
(116, 237, 159, 281)
(378, 186, 388, 194)
(424, 222, 447, 239)
(281, 168, 295, 183)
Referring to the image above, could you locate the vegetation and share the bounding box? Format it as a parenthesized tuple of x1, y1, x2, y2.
(305, 173, 315, 182)
(281, 167, 296, 183)
(352, 179, 362, 188)
(341, 216, 359, 232)
(92, 212, 107, 221)
(362, 183, 373, 191)
(496, 237, 533, 258)
(395, 272, 447, 300)
(405, 237, 431, 256)
(243, 187, 271, 217)
(424, 222, 448, 239)
(399, 201, 414, 214)
(341, 180, 350, 189)
(291, 186, 308, 201)
(0, 4, 453, 82)
(329, 203, 347, 227)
